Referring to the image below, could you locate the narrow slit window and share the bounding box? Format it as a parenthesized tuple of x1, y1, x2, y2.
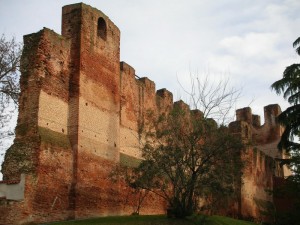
(97, 17, 107, 40)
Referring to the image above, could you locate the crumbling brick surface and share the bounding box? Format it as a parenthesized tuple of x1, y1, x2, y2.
(229, 105, 288, 222)
(0, 3, 166, 224)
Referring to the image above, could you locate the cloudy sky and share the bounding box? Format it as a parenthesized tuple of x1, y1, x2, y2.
(1, 0, 299, 116)
(0, 0, 299, 177)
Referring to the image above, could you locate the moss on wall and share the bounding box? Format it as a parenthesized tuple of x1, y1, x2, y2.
(120, 153, 141, 168)
(2, 139, 38, 180)
(38, 127, 71, 149)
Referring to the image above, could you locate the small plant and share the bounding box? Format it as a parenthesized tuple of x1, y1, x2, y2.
(188, 214, 208, 225)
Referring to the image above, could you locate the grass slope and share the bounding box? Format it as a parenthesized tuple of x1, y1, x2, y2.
(42, 215, 257, 225)
(206, 216, 256, 225)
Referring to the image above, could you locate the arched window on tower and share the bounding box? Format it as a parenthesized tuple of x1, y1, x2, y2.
(97, 17, 107, 40)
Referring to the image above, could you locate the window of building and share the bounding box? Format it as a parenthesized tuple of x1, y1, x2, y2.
(97, 17, 107, 40)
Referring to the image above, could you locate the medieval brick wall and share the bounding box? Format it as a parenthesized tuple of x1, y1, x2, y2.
(229, 105, 289, 221)
(0, 3, 287, 225)
(119, 62, 174, 162)
(0, 4, 166, 224)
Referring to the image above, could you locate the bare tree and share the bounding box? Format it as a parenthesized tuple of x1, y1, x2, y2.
(115, 106, 244, 218)
(178, 72, 241, 125)
(0, 34, 22, 167)
(0, 34, 21, 105)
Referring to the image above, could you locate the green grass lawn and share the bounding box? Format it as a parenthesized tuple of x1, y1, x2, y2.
(206, 215, 257, 225)
(42, 215, 257, 225)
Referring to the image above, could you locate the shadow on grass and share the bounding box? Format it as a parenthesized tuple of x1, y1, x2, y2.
(41, 215, 257, 225)
(41, 215, 194, 225)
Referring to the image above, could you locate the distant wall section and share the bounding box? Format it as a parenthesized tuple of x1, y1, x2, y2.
(229, 104, 288, 221)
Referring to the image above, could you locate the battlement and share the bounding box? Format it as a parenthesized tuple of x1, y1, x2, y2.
(138, 77, 156, 94)
(156, 88, 173, 99)
(236, 104, 281, 127)
(230, 104, 283, 156)
(120, 61, 135, 77)
(264, 104, 281, 126)
(252, 114, 261, 127)
(191, 109, 204, 120)
(174, 100, 190, 112)
(236, 107, 253, 125)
